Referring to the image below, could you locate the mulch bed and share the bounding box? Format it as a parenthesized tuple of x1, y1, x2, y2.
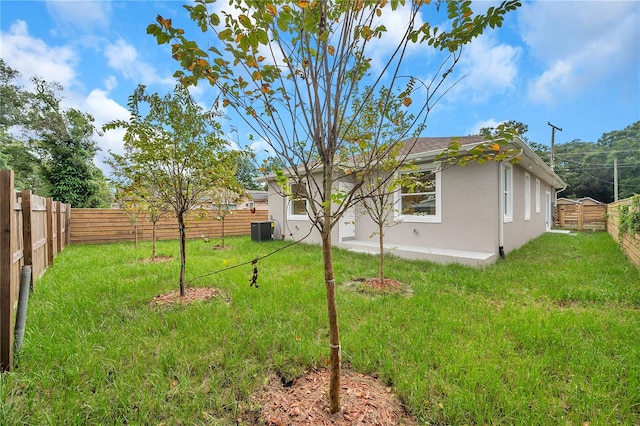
(255, 368, 417, 425)
(149, 279, 415, 424)
(149, 287, 228, 306)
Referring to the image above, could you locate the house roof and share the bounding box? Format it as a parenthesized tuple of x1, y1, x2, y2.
(398, 135, 566, 190)
(577, 196, 602, 205)
(260, 135, 566, 190)
(399, 135, 486, 157)
(557, 197, 581, 205)
(247, 190, 269, 201)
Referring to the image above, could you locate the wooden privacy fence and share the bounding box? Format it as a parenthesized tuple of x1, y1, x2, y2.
(70, 208, 268, 244)
(607, 197, 640, 271)
(554, 204, 607, 231)
(0, 170, 70, 371)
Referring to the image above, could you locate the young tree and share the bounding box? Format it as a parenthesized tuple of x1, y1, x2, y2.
(116, 185, 145, 248)
(210, 187, 242, 248)
(343, 87, 416, 285)
(105, 84, 241, 296)
(149, 0, 520, 411)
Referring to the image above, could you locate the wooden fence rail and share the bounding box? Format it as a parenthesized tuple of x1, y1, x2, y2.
(554, 204, 607, 231)
(70, 208, 268, 244)
(0, 170, 70, 371)
(607, 197, 640, 271)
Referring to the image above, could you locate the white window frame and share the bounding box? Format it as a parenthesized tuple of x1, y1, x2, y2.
(287, 182, 308, 219)
(535, 178, 541, 213)
(395, 164, 441, 223)
(524, 172, 531, 221)
(503, 163, 513, 223)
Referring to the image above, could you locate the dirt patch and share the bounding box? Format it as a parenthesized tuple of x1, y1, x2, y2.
(149, 287, 229, 306)
(139, 256, 173, 264)
(254, 368, 416, 425)
(344, 278, 413, 298)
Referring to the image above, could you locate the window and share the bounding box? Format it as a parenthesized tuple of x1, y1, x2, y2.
(535, 178, 541, 213)
(397, 166, 441, 222)
(288, 182, 307, 218)
(503, 163, 513, 222)
(524, 172, 531, 220)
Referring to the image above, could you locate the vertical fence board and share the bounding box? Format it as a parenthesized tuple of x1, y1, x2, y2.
(20, 190, 34, 289)
(0, 170, 67, 371)
(56, 201, 62, 254)
(46, 197, 54, 267)
(0, 171, 16, 371)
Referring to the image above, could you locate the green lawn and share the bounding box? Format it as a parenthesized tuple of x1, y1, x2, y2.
(1, 232, 639, 425)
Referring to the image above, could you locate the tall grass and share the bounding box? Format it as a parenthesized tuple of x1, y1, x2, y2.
(1, 232, 638, 424)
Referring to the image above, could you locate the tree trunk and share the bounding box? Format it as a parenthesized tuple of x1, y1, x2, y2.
(178, 213, 186, 296)
(321, 228, 341, 414)
(378, 223, 384, 285)
(221, 216, 225, 248)
(152, 220, 157, 261)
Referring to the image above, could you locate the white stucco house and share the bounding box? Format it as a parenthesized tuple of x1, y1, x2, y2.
(263, 136, 566, 266)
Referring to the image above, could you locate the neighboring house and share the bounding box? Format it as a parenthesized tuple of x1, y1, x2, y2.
(238, 190, 269, 211)
(576, 197, 603, 206)
(264, 136, 566, 266)
(557, 197, 602, 206)
(556, 197, 581, 206)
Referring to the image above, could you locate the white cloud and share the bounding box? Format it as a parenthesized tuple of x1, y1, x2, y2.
(467, 118, 503, 136)
(1, 20, 78, 89)
(81, 89, 131, 172)
(45, 1, 111, 32)
(104, 38, 175, 87)
(450, 34, 520, 103)
(104, 75, 118, 91)
(519, 1, 640, 105)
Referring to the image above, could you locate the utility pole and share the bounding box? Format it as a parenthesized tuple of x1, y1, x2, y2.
(614, 156, 618, 202)
(548, 122, 562, 171)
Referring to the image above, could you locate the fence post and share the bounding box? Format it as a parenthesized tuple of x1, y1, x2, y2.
(577, 204, 584, 231)
(0, 170, 15, 371)
(46, 197, 54, 267)
(65, 204, 71, 248)
(56, 201, 62, 254)
(21, 190, 34, 290)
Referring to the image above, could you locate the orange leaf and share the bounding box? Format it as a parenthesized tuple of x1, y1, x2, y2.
(163, 18, 172, 30)
(266, 3, 277, 16)
(328, 45, 335, 55)
(171, 376, 179, 387)
(403, 97, 412, 107)
(491, 143, 501, 152)
(296, 0, 310, 8)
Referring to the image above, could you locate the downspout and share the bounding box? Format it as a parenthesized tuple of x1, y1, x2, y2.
(498, 162, 506, 259)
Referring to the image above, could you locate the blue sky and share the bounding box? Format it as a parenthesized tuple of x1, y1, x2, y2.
(1, 1, 638, 172)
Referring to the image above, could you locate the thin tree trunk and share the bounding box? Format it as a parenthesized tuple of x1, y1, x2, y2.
(221, 216, 225, 248)
(152, 220, 157, 261)
(133, 221, 138, 248)
(378, 223, 384, 285)
(322, 228, 341, 414)
(178, 213, 186, 296)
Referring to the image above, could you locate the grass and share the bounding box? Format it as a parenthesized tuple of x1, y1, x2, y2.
(1, 232, 639, 425)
